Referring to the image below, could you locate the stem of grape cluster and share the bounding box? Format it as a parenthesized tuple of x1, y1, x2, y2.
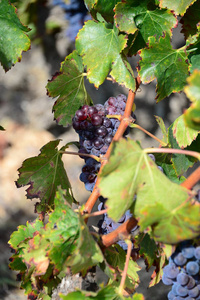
(119, 240, 132, 295)
(131, 124, 167, 146)
(84, 76, 141, 215)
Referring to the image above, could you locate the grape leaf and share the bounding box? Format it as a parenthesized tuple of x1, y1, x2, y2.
(92, 0, 120, 23)
(60, 284, 144, 300)
(9, 188, 103, 298)
(186, 27, 200, 73)
(139, 201, 200, 244)
(98, 139, 200, 243)
(159, 0, 197, 16)
(76, 20, 135, 90)
(149, 251, 165, 287)
(168, 124, 197, 175)
(0, 0, 30, 71)
(184, 69, 200, 101)
(172, 114, 199, 147)
(115, 0, 177, 54)
(155, 115, 168, 144)
(46, 50, 91, 126)
(0, 125, 5, 130)
(180, 0, 200, 39)
(66, 212, 104, 276)
(84, 0, 97, 11)
(184, 101, 200, 130)
(138, 34, 189, 101)
(135, 233, 158, 270)
(104, 244, 140, 292)
(16, 140, 74, 213)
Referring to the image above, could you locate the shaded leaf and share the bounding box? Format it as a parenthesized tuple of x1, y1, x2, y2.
(16, 140, 73, 213)
(168, 124, 197, 175)
(149, 251, 165, 287)
(155, 115, 168, 144)
(46, 50, 91, 126)
(0, 0, 30, 71)
(60, 284, 144, 299)
(184, 101, 200, 130)
(104, 244, 140, 292)
(115, 0, 177, 54)
(66, 212, 104, 276)
(184, 69, 200, 101)
(99, 139, 200, 243)
(76, 21, 135, 90)
(93, 0, 120, 23)
(186, 27, 200, 73)
(0, 125, 5, 130)
(159, 0, 197, 16)
(138, 35, 189, 101)
(180, 0, 200, 39)
(135, 233, 158, 270)
(172, 114, 199, 147)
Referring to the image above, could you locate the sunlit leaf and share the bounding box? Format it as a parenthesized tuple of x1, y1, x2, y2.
(76, 21, 135, 90)
(138, 35, 189, 101)
(16, 140, 74, 213)
(99, 139, 200, 243)
(46, 51, 91, 126)
(0, 0, 30, 71)
(159, 0, 197, 16)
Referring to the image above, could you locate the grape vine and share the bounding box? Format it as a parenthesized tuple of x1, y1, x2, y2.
(0, 0, 199, 299)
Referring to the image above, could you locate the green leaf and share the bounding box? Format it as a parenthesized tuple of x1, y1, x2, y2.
(184, 69, 200, 101)
(184, 101, 200, 130)
(180, 0, 200, 39)
(98, 139, 200, 243)
(186, 26, 200, 73)
(0, 125, 5, 130)
(172, 114, 199, 147)
(149, 251, 166, 287)
(60, 284, 144, 300)
(16, 140, 74, 213)
(104, 244, 140, 292)
(46, 50, 91, 126)
(92, 0, 120, 23)
(66, 212, 104, 275)
(9, 218, 43, 250)
(76, 21, 135, 90)
(139, 201, 200, 244)
(138, 34, 189, 101)
(84, 0, 97, 11)
(159, 0, 197, 16)
(115, 0, 177, 54)
(0, 0, 30, 71)
(168, 124, 197, 175)
(155, 116, 168, 144)
(136, 233, 158, 270)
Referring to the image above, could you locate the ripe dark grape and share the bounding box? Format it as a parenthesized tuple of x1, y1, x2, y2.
(162, 241, 200, 300)
(91, 114, 103, 126)
(72, 95, 138, 250)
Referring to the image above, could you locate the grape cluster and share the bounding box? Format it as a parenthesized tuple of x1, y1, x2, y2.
(72, 94, 135, 192)
(52, 0, 89, 41)
(97, 199, 139, 251)
(162, 241, 200, 300)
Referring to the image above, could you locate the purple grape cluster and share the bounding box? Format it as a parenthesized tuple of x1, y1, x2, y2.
(72, 94, 136, 192)
(162, 241, 200, 300)
(52, 0, 89, 41)
(97, 200, 139, 251)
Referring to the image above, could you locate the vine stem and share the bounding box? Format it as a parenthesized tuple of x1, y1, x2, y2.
(60, 150, 100, 162)
(83, 208, 108, 219)
(181, 166, 200, 190)
(101, 217, 138, 248)
(144, 147, 200, 160)
(131, 124, 167, 146)
(118, 240, 132, 295)
(84, 76, 141, 215)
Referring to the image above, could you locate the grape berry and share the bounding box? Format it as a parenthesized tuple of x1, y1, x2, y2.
(162, 241, 200, 300)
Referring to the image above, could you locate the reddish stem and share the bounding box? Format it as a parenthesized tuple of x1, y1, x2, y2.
(101, 217, 138, 248)
(84, 76, 141, 215)
(181, 166, 200, 190)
